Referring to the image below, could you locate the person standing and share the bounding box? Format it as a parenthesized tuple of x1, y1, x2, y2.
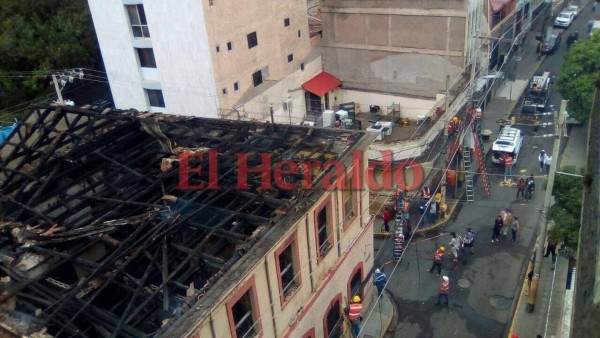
(373, 269, 387, 296)
(346, 295, 363, 338)
(511, 217, 520, 242)
(516, 178, 526, 200)
(435, 276, 450, 306)
(525, 174, 535, 201)
(544, 237, 558, 263)
(463, 228, 476, 253)
(429, 246, 445, 275)
(492, 215, 503, 242)
(545, 155, 552, 176)
(428, 200, 439, 224)
(504, 154, 514, 180)
(449, 232, 461, 262)
(383, 207, 392, 232)
(538, 150, 547, 174)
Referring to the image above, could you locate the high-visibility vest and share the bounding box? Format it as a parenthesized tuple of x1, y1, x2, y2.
(448, 121, 456, 132)
(505, 156, 513, 167)
(374, 272, 387, 286)
(348, 303, 362, 321)
(434, 250, 444, 262)
(439, 281, 450, 294)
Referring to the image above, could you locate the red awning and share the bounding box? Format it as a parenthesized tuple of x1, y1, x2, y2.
(302, 71, 342, 97)
(490, 0, 511, 12)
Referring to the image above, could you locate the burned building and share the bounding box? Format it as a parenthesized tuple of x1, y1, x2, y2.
(0, 105, 377, 337)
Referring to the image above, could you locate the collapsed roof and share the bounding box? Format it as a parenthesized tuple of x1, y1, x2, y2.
(0, 105, 369, 337)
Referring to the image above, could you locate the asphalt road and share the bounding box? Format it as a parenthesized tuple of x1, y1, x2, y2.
(372, 4, 593, 338)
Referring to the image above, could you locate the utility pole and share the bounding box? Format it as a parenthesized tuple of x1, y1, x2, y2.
(527, 99, 566, 312)
(52, 74, 64, 104)
(570, 77, 600, 336)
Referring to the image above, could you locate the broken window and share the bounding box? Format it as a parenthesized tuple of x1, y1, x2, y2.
(316, 204, 332, 257)
(278, 240, 298, 300)
(231, 289, 259, 338)
(343, 176, 357, 224)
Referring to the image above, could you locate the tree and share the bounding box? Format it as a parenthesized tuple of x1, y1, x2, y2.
(0, 0, 98, 120)
(556, 33, 600, 122)
(549, 166, 583, 248)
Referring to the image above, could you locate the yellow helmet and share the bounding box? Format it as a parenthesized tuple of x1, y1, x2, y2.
(352, 295, 361, 303)
(440, 246, 446, 252)
(452, 116, 458, 122)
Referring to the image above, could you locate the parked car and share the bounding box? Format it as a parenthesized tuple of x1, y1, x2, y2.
(543, 29, 562, 54)
(567, 5, 580, 17)
(554, 12, 575, 27)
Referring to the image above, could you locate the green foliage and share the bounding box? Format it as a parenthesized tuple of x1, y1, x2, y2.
(556, 33, 600, 122)
(0, 0, 97, 119)
(549, 166, 583, 248)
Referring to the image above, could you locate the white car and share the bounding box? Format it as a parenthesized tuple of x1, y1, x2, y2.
(566, 5, 579, 17)
(554, 12, 575, 27)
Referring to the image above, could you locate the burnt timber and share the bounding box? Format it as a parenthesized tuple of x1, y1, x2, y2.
(0, 105, 372, 337)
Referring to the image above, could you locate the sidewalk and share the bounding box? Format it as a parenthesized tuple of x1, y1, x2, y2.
(360, 290, 395, 338)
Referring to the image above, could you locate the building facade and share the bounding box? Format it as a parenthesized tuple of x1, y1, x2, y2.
(320, 0, 485, 99)
(88, 0, 312, 118)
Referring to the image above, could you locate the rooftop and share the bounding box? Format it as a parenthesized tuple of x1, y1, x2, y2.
(0, 105, 373, 337)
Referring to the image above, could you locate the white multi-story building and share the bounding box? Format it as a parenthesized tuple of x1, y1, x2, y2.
(88, 0, 315, 119)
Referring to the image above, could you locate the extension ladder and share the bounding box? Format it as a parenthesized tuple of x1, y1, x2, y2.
(463, 146, 474, 202)
(472, 130, 491, 197)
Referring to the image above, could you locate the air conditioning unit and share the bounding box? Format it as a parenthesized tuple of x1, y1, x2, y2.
(283, 99, 293, 111)
(303, 121, 315, 127)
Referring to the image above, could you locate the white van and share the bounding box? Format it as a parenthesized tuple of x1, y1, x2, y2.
(491, 126, 524, 164)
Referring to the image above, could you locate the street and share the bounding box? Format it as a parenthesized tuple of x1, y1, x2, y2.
(370, 2, 593, 337)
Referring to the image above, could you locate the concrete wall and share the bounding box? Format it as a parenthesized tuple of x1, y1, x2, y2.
(186, 152, 375, 338)
(320, 0, 470, 98)
(341, 89, 438, 119)
(202, 0, 312, 112)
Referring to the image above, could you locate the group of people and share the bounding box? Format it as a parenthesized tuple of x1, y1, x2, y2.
(493, 209, 521, 242)
(345, 268, 387, 337)
(515, 174, 536, 202)
(538, 149, 552, 176)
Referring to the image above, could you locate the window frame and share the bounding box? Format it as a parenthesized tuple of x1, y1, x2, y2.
(146, 89, 165, 108)
(126, 4, 150, 38)
(252, 70, 263, 87)
(226, 276, 262, 338)
(322, 293, 342, 338)
(136, 48, 157, 68)
(314, 195, 334, 263)
(342, 169, 359, 230)
(346, 262, 364, 301)
(247, 32, 258, 49)
(274, 231, 302, 307)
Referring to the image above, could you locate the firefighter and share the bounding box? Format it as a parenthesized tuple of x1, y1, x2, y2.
(474, 108, 482, 133)
(447, 116, 459, 140)
(428, 246, 445, 275)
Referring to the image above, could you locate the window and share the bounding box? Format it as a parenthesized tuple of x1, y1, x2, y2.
(222, 88, 228, 95)
(343, 176, 357, 226)
(126, 5, 150, 38)
(315, 200, 333, 258)
(231, 289, 259, 338)
(298, 30, 302, 38)
(136, 48, 157, 68)
(247, 32, 258, 49)
(227, 41, 233, 51)
(301, 63, 305, 71)
(146, 89, 165, 108)
(209, 0, 214, 5)
(216, 45, 221, 53)
(234, 82, 240, 92)
(324, 295, 342, 338)
(348, 264, 363, 300)
(284, 18, 290, 27)
(287, 54, 294, 63)
(276, 235, 300, 303)
(252, 70, 263, 87)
